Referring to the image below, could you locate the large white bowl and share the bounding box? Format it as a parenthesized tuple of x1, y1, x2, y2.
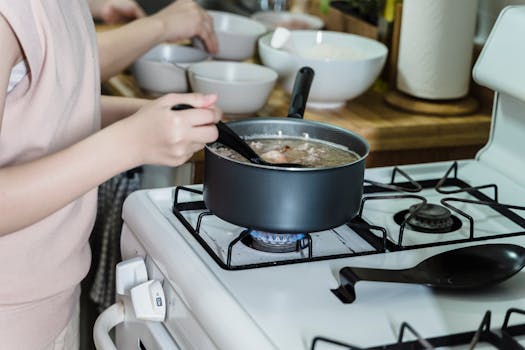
(187, 61, 278, 117)
(200, 10, 267, 61)
(258, 30, 388, 109)
(251, 11, 324, 31)
(132, 44, 209, 94)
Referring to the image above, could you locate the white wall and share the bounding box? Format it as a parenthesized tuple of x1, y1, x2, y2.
(477, 0, 525, 43)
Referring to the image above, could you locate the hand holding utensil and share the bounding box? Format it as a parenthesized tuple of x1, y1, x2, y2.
(173, 104, 305, 168)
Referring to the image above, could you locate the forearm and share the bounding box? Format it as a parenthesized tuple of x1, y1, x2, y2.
(101, 95, 148, 127)
(97, 16, 165, 81)
(0, 120, 140, 235)
(0, 93, 222, 236)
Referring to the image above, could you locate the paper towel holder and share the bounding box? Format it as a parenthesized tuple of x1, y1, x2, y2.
(382, 1, 479, 116)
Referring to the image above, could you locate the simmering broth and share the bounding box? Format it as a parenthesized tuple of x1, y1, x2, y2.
(211, 137, 360, 168)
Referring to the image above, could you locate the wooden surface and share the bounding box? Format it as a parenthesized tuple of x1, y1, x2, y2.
(102, 73, 492, 180)
(384, 90, 480, 116)
(257, 84, 491, 154)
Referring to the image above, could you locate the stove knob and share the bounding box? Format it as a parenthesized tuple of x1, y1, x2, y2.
(115, 256, 148, 296)
(130, 280, 166, 322)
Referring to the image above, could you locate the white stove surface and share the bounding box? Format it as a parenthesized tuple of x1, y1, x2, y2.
(121, 160, 525, 350)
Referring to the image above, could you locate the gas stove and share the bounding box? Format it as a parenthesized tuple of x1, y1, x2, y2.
(118, 159, 525, 349)
(95, 6, 525, 350)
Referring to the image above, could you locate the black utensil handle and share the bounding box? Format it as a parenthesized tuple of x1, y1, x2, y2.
(331, 266, 414, 304)
(287, 66, 314, 119)
(215, 121, 261, 163)
(172, 104, 262, 164)
(171, 104, 194, 111)
(349, 266, 415, 283)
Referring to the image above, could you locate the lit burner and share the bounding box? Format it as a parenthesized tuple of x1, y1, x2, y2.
(394, 203, 462, 233)
(242, 230, 307, 253)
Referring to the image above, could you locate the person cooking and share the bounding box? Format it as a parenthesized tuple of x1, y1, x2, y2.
(0, 0, 221, 349)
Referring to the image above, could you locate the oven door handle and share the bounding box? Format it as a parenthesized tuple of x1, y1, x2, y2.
(93, 302, 125, 350)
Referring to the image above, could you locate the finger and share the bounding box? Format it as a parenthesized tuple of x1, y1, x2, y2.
(133, 4, 146, 18)
(208, 105, 223, 123)
(186, 124, 219, 144)
(188, 142, 208, 154)
(162, 93, 218, 109)
(181, 110, 220, 128)
(116, 4, 146, 20)
(200, 31, 218, 54)
(200, 16, 218, 53)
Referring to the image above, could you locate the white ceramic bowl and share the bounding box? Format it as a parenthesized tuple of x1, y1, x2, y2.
(198, 10, 267, 61)
(258, 30, 388, 109)
(132, 44, 209, 94)
(187, 61, 278, 116)
(251, 11, 324, 31)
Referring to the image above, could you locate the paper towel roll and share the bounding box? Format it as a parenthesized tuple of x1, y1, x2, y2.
(396, 0, 479, 100)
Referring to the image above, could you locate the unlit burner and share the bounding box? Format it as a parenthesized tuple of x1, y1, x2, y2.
(394, 203, 462, 233)
(243, 230, 307, 253)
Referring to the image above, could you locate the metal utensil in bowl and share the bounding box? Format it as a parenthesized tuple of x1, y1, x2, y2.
(332, 243, 525, 304)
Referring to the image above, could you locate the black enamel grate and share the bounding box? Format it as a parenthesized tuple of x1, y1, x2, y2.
(172, 162, 525, 270)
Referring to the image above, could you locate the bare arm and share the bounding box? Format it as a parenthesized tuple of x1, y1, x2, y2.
(100, 95, 148, 127)
(97, 0, 217, 81)
(1, 55, 221, 238)
(89, 0, 146, 24)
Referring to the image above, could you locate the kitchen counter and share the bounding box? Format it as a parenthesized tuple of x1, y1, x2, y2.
(102, 73, 491, 182)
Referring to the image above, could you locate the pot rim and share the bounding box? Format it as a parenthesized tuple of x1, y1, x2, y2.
(206, 117, 370, 171)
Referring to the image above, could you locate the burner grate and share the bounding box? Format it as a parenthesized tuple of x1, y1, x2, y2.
(359, 162, 525, 250)
(171, 162, 525, 270)
(311, 308, 525, 350)
(172, 186, 387, 270)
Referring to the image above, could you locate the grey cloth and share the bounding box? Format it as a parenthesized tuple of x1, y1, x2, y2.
(89, 170, 141, 312)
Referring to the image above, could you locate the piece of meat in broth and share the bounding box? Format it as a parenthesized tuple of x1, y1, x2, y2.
(260, 145, 291, 164)
(260, 149, 289, 164)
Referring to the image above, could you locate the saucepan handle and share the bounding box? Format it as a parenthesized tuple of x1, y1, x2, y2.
(287, 66, 314, 119)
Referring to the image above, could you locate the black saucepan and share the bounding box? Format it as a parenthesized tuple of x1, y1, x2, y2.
(203, 67, 370, 233)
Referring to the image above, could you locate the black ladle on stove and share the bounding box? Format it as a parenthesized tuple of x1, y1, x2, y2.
(332, 243, 525, 304)
(172, 104, 305, 168)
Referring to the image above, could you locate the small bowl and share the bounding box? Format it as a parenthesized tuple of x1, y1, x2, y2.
(195, 10, 267, 61)
(132, 44, 209, 95)
(187, 61, 278, 117)
(251, 11, 324, 31)
(258, 30, 388, 109)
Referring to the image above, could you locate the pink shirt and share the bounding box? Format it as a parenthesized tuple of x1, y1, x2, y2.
(0, 0, 100, 348)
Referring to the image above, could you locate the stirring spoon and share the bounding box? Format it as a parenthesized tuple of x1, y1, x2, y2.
(332, 243, 525, 304)
(172, 104, 305, 168)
